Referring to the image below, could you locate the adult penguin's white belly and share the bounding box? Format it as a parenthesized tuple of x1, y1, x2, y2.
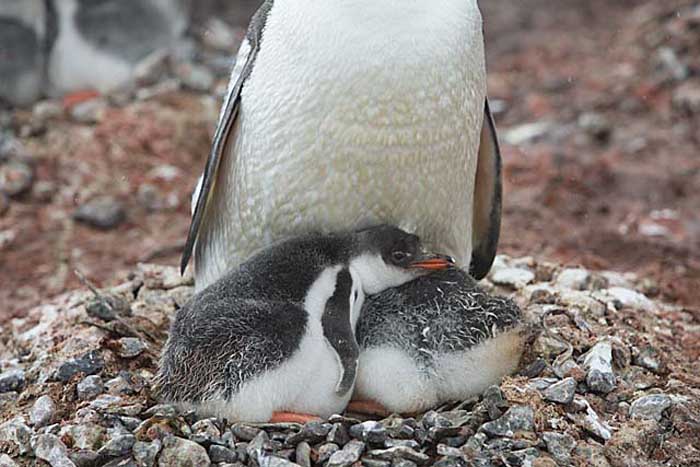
(183, 0, 502, 290)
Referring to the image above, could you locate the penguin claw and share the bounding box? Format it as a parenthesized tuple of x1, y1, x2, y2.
(346, 400, 391, 417)
(269, 412, 322, 424)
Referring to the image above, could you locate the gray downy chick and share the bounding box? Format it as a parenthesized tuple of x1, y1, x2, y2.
(353, 268, 525, 414)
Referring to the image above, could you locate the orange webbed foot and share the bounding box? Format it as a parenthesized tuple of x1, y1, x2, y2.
(270, 412, 323, 424)
(346, 400, 391, 417)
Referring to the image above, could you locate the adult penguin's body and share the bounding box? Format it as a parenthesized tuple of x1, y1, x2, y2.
(182, 0, 502, 289)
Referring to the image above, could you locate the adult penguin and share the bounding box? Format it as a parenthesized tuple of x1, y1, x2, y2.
(182, 0, 502, 289)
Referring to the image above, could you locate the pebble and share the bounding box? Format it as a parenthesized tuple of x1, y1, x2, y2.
(56, 350, 104, 382)
(76, 375, 104, 400)
(542, 377, 577, 404)
(349, 421, 387, 445)
(32, 433, 76, 467)
(70, 98, 107, 124)
(0, 418, 33, 455)
(0, 453, 17, 467)
(317, 443, 340, 463)
(577, 112, 612, 144)
(542, 432, 575, 465)
(605, 287, 654, 312)
(61, 423, 105, 450)
(224, 424, 257, 444)
(327, 439, 366, 467)
(503, 121, 552, 145)
(99, 432, 136, 457)
(73, 196, 126, 230)
(115, 337, 147, 358)
(555, 268, 590, 290)
(209, 444, 237, 463)
(481, 406, 534, 438)
(326, 423, 350, 446)
(629, 394, 672, 421)
(0, 160, 33, 197)
(287, 421, 331, 444)
(632, 345, 663, 374)
(30, 395, 56, 428)
(33, 100, 64, 121)
(0, 369, 25, 393)
(158, 436, 211, 467)
(367, 446, 430, 465)
(582, 341, 617, 394)
(133, 439, 161, 467)
(673, 81, 700, 115)
(175, 62, 215, 92)
(295, 441, 311, 467)
(569, 400, 612, 441)
(490, 267, 535, 288)
(201, 18, 238, 51)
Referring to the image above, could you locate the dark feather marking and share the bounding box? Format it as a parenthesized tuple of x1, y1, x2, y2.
(321, 269, 360, 396)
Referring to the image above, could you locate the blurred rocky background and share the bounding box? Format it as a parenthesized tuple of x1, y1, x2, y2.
(0, 0, 698, 326)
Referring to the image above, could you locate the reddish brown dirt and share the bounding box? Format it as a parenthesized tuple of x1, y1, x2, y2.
(1, 0, 699, 321)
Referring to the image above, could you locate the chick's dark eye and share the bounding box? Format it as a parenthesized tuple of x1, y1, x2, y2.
(391, 250, 409, 263)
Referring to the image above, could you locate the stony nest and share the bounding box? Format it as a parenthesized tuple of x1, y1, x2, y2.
(0, 257, 698, 467)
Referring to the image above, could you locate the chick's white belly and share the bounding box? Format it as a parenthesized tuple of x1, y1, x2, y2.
(353, 329, 525, 413)
(196, 327, 350, 422)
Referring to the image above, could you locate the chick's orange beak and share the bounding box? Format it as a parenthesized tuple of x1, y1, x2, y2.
(409, 254, 455, 271)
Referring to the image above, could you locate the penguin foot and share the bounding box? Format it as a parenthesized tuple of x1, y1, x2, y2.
(270, 412, 322, 423)
(346, 400, 391, 417)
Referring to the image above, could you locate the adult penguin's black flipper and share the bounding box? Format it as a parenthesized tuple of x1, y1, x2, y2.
(470, 99, 502, 280)
(180, 1, 273, 274)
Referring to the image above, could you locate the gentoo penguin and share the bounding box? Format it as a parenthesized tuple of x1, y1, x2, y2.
(182, 0, 503, 290)
(156, 225, 454, 422)
(351, 268, 525, 415)
(48, 0, 186, 95)
(0, 0, 46, 106)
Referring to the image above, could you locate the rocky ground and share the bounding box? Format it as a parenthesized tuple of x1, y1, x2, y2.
(1, 258, 698, 466)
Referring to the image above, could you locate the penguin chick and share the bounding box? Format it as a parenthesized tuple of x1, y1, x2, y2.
(352, 268, 525, 415)
(156, 225, 453, 423)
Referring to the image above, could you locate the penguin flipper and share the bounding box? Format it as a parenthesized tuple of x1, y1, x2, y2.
(470, 98, 503, 280)
(321, 269, 360, 396)
(180, 1, 273, 274)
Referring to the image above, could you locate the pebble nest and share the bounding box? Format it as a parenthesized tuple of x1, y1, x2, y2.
(1, 257, 698, 467)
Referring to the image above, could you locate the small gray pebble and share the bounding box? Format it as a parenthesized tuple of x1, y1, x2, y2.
(56, 350, 104, 382)
(231, 423, 261, 441)
(542, 432, 575, 465)
(543, 377, 577, 404)
(630, 394, 673, 421)
(295, 441, 311, 467)
(158, 436, 211, 467)
(77, 375, 104, 400)
(30, 395, 56, 428)
(73, 196, 126, 230)
(209, 444, 237, 463)
(327, 440, 365, 467)
(32, 434, 75, 467)
(98, 432, 135, 457)
(326, 423, 350, 446)
(133, 439, 161, 467)
(116, 338, 147, 358)
(480, 406, 534, 438)
(317, 443, 340, 463)
(0, 160, 33, 197)
(349, 421, 387, 445)
(0, 369, 25, 393)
